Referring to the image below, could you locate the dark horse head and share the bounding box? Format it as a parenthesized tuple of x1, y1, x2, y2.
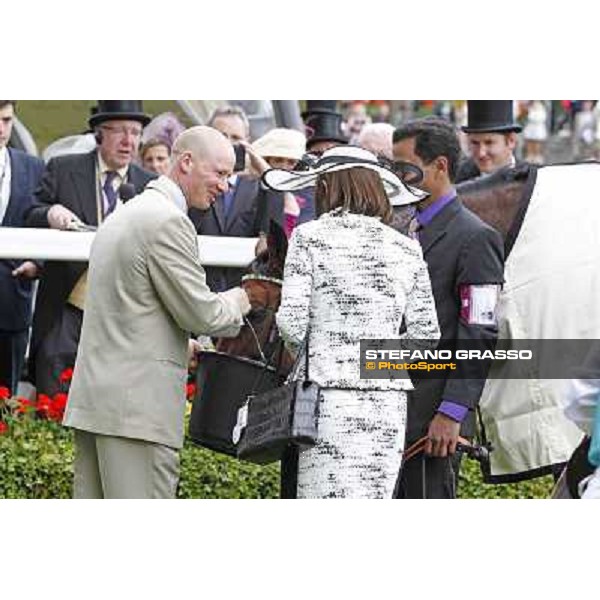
(457, 163, 536, 254)
(215, 220, 294, 375)
(247, 218, 289, 281)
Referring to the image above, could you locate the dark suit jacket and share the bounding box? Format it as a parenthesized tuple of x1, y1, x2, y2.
(189, 175, 270, 292)
(406, 196, 504, 443)
(455, 156, 528, 183)
(24, 150, 156, 360)
(0, 149, 45, 331)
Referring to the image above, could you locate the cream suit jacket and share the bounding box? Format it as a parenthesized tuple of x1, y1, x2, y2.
(64, 177, 249, 449)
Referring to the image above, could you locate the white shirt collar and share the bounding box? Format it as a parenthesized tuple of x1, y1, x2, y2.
(154, 175, 188, 213)
(0, 146, 11, 223)
(97, 151, 129, 180)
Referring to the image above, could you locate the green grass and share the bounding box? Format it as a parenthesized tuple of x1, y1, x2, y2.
(458, 458, 554, 499)
(16, 100, 191, 154)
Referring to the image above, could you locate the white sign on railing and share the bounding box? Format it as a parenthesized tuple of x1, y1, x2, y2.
(0, 228, 258, 267)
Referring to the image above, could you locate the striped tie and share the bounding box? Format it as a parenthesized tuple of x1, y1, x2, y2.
(103, 171, 118, 216)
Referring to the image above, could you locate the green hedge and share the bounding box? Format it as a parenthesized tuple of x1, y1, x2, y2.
(0, 418, 552, 499)
(0, 417, 74, 498)
(0, 417, 279, 499)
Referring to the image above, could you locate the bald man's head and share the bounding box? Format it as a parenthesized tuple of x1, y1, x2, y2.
(170, 126, 235, 211)
(172, 125, 234, 162)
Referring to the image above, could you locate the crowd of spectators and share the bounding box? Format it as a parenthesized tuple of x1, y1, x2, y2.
(3, 99, 599, 498)
(4, 98, 599, 400)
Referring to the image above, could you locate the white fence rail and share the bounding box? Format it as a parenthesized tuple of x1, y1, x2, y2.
(0, 228, 258, 267)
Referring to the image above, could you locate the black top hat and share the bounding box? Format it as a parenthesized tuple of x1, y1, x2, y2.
(462, 100, 522, 134)
(302, 100, 348, 148)
(88, 100, 152, 129)
(302, 100, 339, 117)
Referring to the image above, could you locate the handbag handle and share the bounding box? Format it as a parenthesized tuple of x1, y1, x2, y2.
(249, 327, 311, 395)
(288, 329, 310, 384)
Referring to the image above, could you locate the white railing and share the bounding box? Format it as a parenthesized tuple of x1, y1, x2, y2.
(0, 228, 258, 267)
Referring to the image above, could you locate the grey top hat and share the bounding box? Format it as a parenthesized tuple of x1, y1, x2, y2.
(462, 100, 522, 134)
(88, 100, 152, 129)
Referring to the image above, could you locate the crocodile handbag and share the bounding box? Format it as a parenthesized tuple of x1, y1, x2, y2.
(235, 335, 320, 465)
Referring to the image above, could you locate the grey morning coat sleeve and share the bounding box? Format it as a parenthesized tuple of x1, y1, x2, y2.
(146, 213, 250, 338)
(443, 225, 505, 411)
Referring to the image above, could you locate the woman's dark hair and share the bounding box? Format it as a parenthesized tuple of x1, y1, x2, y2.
(315, 167, 393, 224)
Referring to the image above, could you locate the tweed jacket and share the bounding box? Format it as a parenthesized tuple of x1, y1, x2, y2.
(64, 177, 249, 449)
(276, 210, 440, 391)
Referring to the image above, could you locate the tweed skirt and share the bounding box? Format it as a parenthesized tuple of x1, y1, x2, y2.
(297, 389, 407, 499)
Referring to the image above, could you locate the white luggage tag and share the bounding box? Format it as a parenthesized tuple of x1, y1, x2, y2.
(232, 400, 249, 444)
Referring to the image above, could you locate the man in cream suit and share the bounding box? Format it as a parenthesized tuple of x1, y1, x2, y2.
(64, 126, 252, 499)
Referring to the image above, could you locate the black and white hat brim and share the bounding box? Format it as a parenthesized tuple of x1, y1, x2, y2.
(262, 149, 428, 207)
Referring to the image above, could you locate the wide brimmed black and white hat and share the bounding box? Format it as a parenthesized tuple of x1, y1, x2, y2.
(262, 145, 428, 206)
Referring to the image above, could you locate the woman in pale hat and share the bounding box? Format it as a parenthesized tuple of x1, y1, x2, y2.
(265, 146, 440, 498)
(251, 128, 307, 238)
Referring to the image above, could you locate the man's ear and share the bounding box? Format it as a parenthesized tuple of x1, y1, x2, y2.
(506, 132, 518, 151)
(179, 152, 193, 175)
(435, 155, 449, 176)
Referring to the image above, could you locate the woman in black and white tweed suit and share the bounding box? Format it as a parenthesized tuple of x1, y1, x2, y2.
(264, 146, 440, 498)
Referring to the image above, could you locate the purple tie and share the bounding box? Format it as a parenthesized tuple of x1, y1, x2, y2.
(408, 216, 422, 240)
(103, 171, 118, 216)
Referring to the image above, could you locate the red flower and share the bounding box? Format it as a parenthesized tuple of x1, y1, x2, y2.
(0, 421, 8, 435)
(48, 393, 68, 422)
(36, 394, 52, 418)
(186, 382, 197, 401)
(0, 387, 11, 400)
(59, 367, 74, 383)
(14, 397, 35, 415)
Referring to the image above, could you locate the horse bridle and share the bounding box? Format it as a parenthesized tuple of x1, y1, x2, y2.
(241, 274, 283, 286)
(241, 274, 284, 365)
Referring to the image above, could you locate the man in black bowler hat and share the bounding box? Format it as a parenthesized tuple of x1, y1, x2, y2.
(302, 100, 348, 155)
(456, 100, 524, 183)
(25, 100, 157, 395)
